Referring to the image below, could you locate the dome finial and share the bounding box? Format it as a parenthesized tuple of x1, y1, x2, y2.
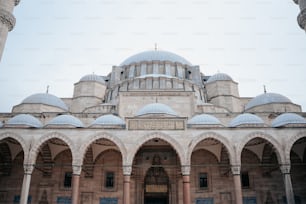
(46, 85, 49, 94)
(263, 85, 267, 94)
(154, 43, 158, 51)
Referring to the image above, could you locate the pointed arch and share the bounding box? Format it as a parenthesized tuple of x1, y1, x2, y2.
(0, 132, 28, 158)
(285, 131, 306, 162)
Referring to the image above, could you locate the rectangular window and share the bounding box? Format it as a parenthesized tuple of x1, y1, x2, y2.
(241, 172, 250, 188)
(199, 173, 208, 189)
(105, 172, 115, 188)
(64, 172, 72, 188)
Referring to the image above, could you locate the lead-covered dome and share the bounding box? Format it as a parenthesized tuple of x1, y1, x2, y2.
(7, 114, 42, 128)
(79, 74, 105, 84)
(272, 113, 306, 127)
(206, 73, 233, 83)
(91, 114, 125, 127)
(120, 50, 192, 66)
(46, 115, 84, 128)
(136, 103, 178, 116)
(229, 113, 265, 127)
(22, 93, 68, 111)
(245, 93, 292, 110)
(187, 114, 223, 127)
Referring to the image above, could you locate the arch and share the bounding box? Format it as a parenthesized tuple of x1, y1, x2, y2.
(127, 132, 185, 166)
(79, 132, 127, 166)
(237, 132, 284, 165)
(0, 132, 28, 159)
(29, 132, 76, 165)
(187, 132, 234, 165)
(285, 131, 306, 162)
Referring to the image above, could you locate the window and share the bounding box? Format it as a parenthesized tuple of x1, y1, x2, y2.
(64, 172, 72, 188)
(241, 172, 250, 188)
(199, 173, 208, 189)
(105, 172, 115, 188)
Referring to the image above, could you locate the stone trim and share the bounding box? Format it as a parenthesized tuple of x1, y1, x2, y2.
(0, 8, 16, 31)
(0, 132, 28, 157)
(298, 8, 306, 29)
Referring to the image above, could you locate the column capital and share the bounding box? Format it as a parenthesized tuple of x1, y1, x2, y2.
(298, 8, 306, 29)
(72, 165, 82, 175)
(231, 165, 241, 175)
(280, 164, 291, 174)
(181, 165, 191, 176)
(24, 164, 34, 175)
(0, 8, 16, 31)
(123, 165, 132, 175)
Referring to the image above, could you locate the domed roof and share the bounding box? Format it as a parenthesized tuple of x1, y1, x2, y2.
(7, 114, 42, 128)
(46, 115, 84, 128)
(79, 74, 105, 84)
(136, 103, 178, 116)
(229, 113, 265, 127)
(206, 73, 233, 83)
(187, 114, 222, 126)
(245, 93, 292, 110)
(272, 113, 306, 127)
(120, 50, 192, 66)
(22, 93, 68, 111)
(91, 114, 125, 126)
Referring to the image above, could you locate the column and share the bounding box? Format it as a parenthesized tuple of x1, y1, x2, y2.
(123, 165, 132, 204)
(181, 165, 191, 204)
(231, 165, 243, 204)
(20, 164, 34, 204)
(280, 164, 295, 204)
(72, 165, 82, 204)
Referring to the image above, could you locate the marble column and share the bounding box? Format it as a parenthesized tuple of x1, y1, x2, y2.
(181, 165, 191, 204)
(20, 164, 34, 204)
(280, 164, 295, 204)
(72, 165, 82, 204)
(231, 165, 243, 204)
(123, 165, 132, 204)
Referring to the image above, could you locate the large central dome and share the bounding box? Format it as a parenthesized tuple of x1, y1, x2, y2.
(120, 50, 192, 66)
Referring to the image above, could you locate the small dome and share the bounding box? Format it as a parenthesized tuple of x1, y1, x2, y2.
(46, 115, 84, 128)
(245, 93, 292, 110)
(91, 114, 125, 126)
(272, 113, 306, 127)
(22, 93, 68, 111)
(7, 114, 42, 128)
(136, 103, 178, 116)
(229, 113, 265, 127)
(206, 73, 233, 83)
(188, 114, 222, 126)
(79, 74, 105, 84)
(120, 50, 192, 66)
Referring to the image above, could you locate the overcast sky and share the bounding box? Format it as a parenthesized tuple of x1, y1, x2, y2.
(0, 0, 305, 112)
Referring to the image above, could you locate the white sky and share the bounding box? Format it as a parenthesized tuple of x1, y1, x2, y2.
(0, 0, 305, 112)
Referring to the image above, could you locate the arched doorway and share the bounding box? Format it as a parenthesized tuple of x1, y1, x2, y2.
(144, 155, 169, 204)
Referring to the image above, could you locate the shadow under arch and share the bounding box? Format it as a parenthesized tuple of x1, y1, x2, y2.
(187, 132, 234, 165)
(0, 132, 28, 158)
(127, 132, 185, 166)
(237, 131, 284, 165)
(284, 131, 306, 162)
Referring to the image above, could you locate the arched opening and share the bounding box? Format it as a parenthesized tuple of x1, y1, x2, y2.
(82, 138, 123, 204)
(190, 138, 231, 204)
(0, 137, 24, 203)
(290, 137, 306, 204)
(241, 137, 284, 204)
(132, 138, 181, 204)
(32, 138, 73, 204)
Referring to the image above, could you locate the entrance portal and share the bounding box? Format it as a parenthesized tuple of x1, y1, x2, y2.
(145, 196, 168, 204)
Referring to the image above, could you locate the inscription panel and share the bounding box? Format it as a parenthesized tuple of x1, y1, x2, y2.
(128, 119, 185, 130)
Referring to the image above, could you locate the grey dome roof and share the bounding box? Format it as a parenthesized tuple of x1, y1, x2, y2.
(229, 113, 265, 127)
(7, 114, 42, 128)
(136, 103, 178, 116)
(245, 93, 292, 110)
(120, 50, 192, 66)
(46, 115, 84, 128)
(272, 113, 306, 127)
(22, 93, 68, 111)
(91, 114, 125, 126)
(207, 73, 233, 83)
(188, 114, 222, 125)
(79, 74, 105, 84)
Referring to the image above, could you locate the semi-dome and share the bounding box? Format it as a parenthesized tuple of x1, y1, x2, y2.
(7, 114, 42, 128)
(206, 73, 233, 83)
(79, 74, 105, 84)
(91, 114, 125, 127)
(136, 103, 178, 116)
(46, 115, 84, 128)
(22, 93, 68, 111)
(120, 50, 192, 66)
(245, 93, 292, 110)
(187, 114, 222, 126)
(229, 113, 265, 127)
(272, 113, 306, 127)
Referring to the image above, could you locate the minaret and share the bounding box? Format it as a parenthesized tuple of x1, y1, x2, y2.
(0, 0, 19, 61)
(294, 0, 306, 31)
